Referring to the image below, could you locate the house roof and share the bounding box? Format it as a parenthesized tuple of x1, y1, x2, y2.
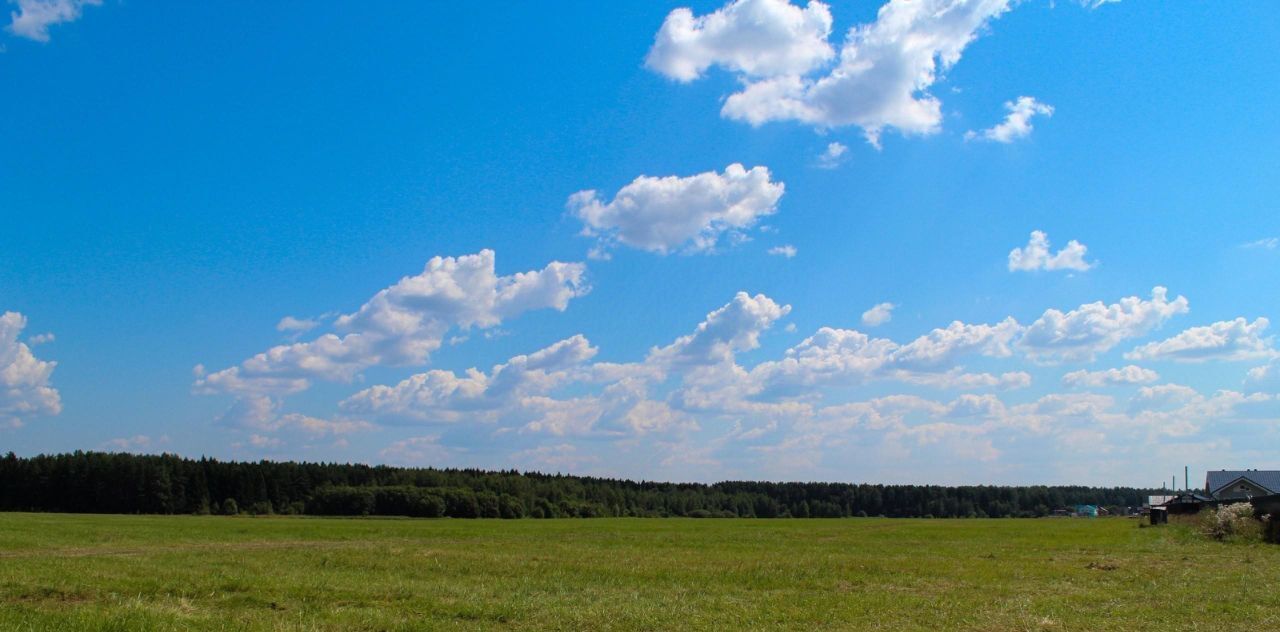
(1206, 470, 1280, 495)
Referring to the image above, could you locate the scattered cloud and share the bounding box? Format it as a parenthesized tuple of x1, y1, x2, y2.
(196, 250, 588, 398)
(341, 335, 599, 423)
(233, 282, 1274, 478)
(26, 332, 54, 345)
(1126, 317, 1276, 362)
(653, 0, 1014, 146)
(196, 251, 587, 450)
(276, 316, 320, 334)
(7, 0, 100, 42)
(1246, 360, 1280, 393)
(965, 96, 1054, 143)
(1127, 383, 1200, 413)
(379, 435, 450, 465)
(0, 311, 61, 428)
(861, 302, 895, 327)
(1019, 287, 1188, 362)
(1062, 365, 1159, 388)
(646, 0, 834, 81)
(245, 434, 283, 450)
(569, 164, 784, 256)
(747, 316, 1023, 400)
(767, 244, 797, 258)
(271, 413, 374, 438)
(650, 292, 791, 368)
(511, 443, 600, 472)
(816, 141, 848, 168)
(1008, 230, 1094, 272)
(214, 392, 374, 447)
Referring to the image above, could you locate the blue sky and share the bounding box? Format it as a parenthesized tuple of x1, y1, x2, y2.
(3, 0, 1279, 486)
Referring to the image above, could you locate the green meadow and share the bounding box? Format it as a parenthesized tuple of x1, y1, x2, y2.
(1, 513, 1276, 630)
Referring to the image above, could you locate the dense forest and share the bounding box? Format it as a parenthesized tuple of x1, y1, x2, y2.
(0, 452, 1156, 519)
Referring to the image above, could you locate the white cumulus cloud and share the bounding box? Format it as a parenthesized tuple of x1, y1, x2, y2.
(1019, 287, 1188, 363)
(749, 317, 1021, 398)
(861, 302, 895, 327)
(1126, 317, 1276, 363)
(341, 335, 598, 423)
(196, 250, 587, 399)
(570, 164, 784, 256)
(1127, 383, 1201, 413)
(768, 244, 797, 258)
(965, 96, 1054, 143)
(1246, 360, 1280, 393)
(1062, 365, 1159, 388)
(0, 311, 62, 428)
(380, 435, 450, 465)
(646, 0, 835, 81)
(659, 0, 1013, 146)
(650, 292, 792, 368)
(1008, 230, 1094, 272)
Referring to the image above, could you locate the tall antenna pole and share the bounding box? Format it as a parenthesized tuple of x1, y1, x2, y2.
(1185, 466, 1189, 492)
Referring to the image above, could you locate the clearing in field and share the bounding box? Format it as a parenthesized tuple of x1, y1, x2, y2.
(1, 513, 1277, 630)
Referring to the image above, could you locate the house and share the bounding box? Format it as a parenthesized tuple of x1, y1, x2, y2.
(1205, 470, 1280, 501)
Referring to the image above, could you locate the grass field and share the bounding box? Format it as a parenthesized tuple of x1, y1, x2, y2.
(1, 514, 1277, 630)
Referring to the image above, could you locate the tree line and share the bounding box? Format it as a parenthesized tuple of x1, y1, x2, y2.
(0, 452, 1156, 519)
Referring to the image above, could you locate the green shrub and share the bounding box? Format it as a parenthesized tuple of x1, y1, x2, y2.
(443, 489, 479, 518)
(476, 491, 501, 518)
(498, 494, 525, 519)
(308, 487, 375, 516)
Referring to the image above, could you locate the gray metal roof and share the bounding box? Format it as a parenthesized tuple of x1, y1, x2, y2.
(1206, 470, 1280, 494)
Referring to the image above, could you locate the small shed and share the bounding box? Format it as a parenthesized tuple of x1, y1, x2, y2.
(1149, 507, 1168, 525)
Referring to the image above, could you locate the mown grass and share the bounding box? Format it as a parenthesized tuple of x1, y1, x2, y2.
(0, 513, 1277, 630)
